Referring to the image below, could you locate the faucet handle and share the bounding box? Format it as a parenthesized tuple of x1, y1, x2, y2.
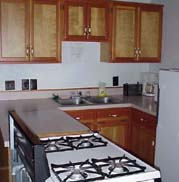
(78, 91, 82, 97)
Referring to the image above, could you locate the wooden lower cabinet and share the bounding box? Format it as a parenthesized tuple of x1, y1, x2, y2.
(66, 108, 131, 150)
(131, 109, 156, 165)
(65, 107, 157, 165)
(96, 108, 131, 150)
(0, 129, 10, 182)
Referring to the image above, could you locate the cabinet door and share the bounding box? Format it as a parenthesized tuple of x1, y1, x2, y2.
(64, 1, 86, 40)
(88, 2, 109, 41)
(131, 124, 140, 156)
(96, 108, 130, 149)
(0, 0, 28, 62)
(0, 129, 9, 182)
(139, 128, 155, 164)
(112, 4, 137, 62)
(139, 6, 162, 62)
(131, 109, 156, 165)
(31, 0, 60, 62)
(98, 120, 129, 149)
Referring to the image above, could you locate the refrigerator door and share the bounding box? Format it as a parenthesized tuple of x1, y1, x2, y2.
(155, 70, 179, 182)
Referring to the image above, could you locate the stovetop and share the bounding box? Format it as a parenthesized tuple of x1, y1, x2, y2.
(43, 133, 160, 182)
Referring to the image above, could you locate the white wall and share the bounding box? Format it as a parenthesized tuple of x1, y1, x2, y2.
(0, 42, 149, 90)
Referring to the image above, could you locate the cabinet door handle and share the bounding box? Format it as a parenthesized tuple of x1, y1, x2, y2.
(84, 27, 87, 35)
(138, 48, 141, 56)
(30, 46, 34, 57)
(152, 140, 155, 147)
(75, 117, 81, 120)
(134, 47, 138, 57)
(88, 27, 91, 34)
(26, 46, 29, 57)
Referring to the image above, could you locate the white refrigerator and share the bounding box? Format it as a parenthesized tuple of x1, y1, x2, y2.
(155, 69, 179, 182)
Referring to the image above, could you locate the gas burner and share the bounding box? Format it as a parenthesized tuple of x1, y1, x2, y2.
(92, 155, 146, 178)
(41, 137, 73, 153)
(51, 160, 105, 182)
(66, 134, 108, 149)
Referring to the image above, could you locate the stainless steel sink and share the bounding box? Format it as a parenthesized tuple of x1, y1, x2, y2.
(52, 94, 122, 106)
(54, 97, 92, 106)
(85, 96, 122, 104)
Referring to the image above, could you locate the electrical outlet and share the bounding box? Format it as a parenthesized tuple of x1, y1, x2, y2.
(5, 80, 15, 90)
(113, 76, 119, 86)
(22, 79, 29, 90)
(30, 79, 37, 90)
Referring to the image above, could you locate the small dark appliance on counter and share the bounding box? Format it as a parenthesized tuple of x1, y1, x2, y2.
(123, 82, 143, 96)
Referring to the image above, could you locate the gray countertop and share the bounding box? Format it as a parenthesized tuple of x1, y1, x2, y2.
(60, 95, 157, 116)
(0, 96, 157, 147)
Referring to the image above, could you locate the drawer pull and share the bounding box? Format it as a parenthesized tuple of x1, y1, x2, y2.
(110, 114, 118, 118)
(75, 117, 81, 120)
(140, 118, 144, 122)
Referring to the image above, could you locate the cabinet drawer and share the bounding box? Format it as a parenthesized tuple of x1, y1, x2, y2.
(133, 109, 156, 125)
(65, 110, 96, 131)
(66, 110, 95, 122)
(132, 109, 156, 135)
(96, 108, 130, 122)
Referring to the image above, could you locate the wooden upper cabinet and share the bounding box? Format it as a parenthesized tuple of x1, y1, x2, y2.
(0, 0, 28, 62)
(112, 2, 163, 63)
(63, 0, 109, 41)
(31, 0, 60, 62)
(112, 5, 137, 62)
(139, 6, 163, 61)
(0, 0, 61, 63)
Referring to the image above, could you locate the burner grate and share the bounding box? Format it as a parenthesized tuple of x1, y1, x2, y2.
(92, 155, 146, 178)
(41, 137, 74, 153)
(51, 160, 105, 182)
(66, 134, 108, 150)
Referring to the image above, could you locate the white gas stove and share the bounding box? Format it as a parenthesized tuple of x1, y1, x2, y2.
(41, 133, 161, 182)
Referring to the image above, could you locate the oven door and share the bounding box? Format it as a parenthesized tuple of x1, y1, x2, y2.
(9, 111, 50, 182)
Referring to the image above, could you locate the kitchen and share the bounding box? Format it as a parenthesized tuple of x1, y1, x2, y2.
(0, 0, 178, 182)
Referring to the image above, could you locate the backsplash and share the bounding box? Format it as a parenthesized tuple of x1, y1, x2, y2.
(0, 87, 123, 101)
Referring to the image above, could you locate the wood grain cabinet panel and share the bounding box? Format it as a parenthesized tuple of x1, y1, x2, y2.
(65, 108, 131, 150)
(139, 7, 162, 61)
(111, 2, 163, 63)
(0, 129, 10, 182)
(113, 5, 137, 61)
(96, 108, 131, 150)
(0, 0, 61, 63)
(32, 2, 57, 60)
(65, 110, 96, 131)
(131, 108, 156, 165)
(0, 0, 27, 62)
(63, 0, 109, 41)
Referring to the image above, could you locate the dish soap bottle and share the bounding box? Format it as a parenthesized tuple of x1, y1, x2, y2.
(98, 82, 107, 97)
